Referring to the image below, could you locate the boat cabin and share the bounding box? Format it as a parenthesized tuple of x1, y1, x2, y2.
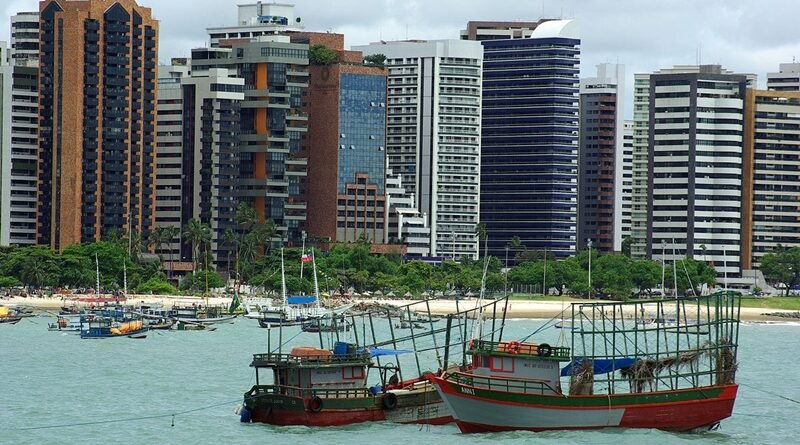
(468, 340, 571, 395)
(251, 344, 373, 397)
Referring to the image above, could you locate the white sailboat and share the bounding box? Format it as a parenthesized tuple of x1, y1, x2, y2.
(255, 248, 352, 328)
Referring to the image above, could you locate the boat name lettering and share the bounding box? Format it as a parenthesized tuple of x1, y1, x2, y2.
(460, 386, 475, 395)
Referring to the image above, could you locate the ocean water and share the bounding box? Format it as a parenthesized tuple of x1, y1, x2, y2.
(1, 316, 798, 444)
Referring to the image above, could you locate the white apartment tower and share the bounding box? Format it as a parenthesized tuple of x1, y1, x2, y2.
(644, 65, 753, 279)
(767, 63, 800, 91)
(621, 120, 633, 244)
(10, 12, 39, 68)
(356, 39, 484, 260)
(155, 57, 245, 270)
(0, 12, 40, 246)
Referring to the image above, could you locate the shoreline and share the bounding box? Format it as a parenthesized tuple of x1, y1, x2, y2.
(2, 294, 798, 323)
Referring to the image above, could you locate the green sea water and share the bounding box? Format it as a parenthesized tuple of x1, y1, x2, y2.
(1, 316, 798, 444)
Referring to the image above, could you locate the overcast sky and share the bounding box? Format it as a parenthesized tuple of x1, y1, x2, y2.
(3, 0, 800, 99)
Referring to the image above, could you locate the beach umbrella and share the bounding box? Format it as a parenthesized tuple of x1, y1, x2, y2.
(386, 291, 396, 297)
(403, 292, 413, 298)
(373, 290, 384, 296)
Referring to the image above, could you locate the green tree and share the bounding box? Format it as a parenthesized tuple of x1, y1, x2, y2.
(181, 269, 224, 292)
(760, 246, 800, 296)
(182, 219, 212, 271)
(593, 254, 634, 299)
(137, 277, 179, 295)
(630, 259, 662, 296)
(309, 44, 339, 65)
(665, 257, 718, 296)
(363, 53, 386, 69)
(621, 236, 633, 257)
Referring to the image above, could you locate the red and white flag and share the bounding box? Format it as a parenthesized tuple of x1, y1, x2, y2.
(300, 253, 312, 263)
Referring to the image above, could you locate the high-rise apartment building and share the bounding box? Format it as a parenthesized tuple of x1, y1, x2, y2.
(155, 56, 245, 270)
(742, 89, 800, 269)
(296, 33, 388, 244)
(355, 39, 484, 260)
(1, 14, 41, 247)
(578, 63, 626, 253)
(767, 63, 800, 91)
(38, 0, 158, 249)
(194, 36, 310, 245)
(10, 12, 39, 67)
(645, 65, 751, 278)
(630, 73, 651, 259)
(463, 20, 579, 260)
(0, 59, 39, 246)
(154, 61, 188, 265)
(621, 120, 634, 245)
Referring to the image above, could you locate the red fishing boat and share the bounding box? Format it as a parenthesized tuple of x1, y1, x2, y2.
(241, 343, 450, 426)
(428, 292, 741, 433)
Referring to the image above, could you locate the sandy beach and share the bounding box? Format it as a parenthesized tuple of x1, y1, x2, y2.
(1, 294, 797, 322)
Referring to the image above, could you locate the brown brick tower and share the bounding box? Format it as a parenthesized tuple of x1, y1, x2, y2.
(38, 0, 158, 249)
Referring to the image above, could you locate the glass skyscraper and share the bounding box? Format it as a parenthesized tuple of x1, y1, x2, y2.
(467, 20, 580, 260)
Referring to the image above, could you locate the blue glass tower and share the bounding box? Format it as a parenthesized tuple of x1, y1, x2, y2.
(473, 20, 580, 260)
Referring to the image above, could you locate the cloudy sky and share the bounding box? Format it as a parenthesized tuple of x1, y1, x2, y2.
(3, 0, 799, 95)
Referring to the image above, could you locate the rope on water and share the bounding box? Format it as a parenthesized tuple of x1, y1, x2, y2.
(740, 382, 800, 406)
(12, 398, 242, 431)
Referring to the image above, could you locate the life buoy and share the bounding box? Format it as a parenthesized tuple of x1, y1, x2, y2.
(309, 396, 323, 412)
(507, 341, 521, 354)
(382, 392, 398, 410)
(537, 343, 552, 357)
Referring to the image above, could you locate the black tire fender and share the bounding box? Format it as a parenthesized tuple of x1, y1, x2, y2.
(382, 392, 398, 410)
(309, 396, 323, 412)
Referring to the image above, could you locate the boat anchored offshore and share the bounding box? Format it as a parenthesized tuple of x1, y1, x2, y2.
(241, 342, 449, 426)
(428, 291, 741, 433)
(80, 317, 149, 339)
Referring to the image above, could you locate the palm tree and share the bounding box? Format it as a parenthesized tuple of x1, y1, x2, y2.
(164, 225, 181, 279)
(223, 228, 239, 278)
(235, 203, 259, 236)
(150, 226, 168, 260)
(182, 219, 212, 272)
(475, 223, 488, 258)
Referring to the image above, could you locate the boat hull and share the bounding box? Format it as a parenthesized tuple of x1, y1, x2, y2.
(243, 386, 451, 426)
(80, 327, 149, 339)
(429, 375, 737, 433)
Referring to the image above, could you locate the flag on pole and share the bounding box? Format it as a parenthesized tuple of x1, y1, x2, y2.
(229, 291, 241, 313)
(301, 253, 313, 263)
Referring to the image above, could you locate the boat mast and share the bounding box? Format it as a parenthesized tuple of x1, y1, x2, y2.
(123, 260, 128, 299)
(312, 249, 321, 311)
(672, 238, 678, 298)
(471, 233, 490, 341)
(281, 248, 287, 306)
(587, 239, 592, 298)
(299, 231, 306, 280)
(661, 241, 666, 296)
(95, 253, 100, 299)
